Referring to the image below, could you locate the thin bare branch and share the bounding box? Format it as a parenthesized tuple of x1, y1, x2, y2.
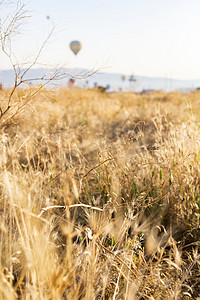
(81, 158, 114, 179)
(38, 203, 103, 218)
(0, 2, 98, 125)
(19, 25, 55, 80)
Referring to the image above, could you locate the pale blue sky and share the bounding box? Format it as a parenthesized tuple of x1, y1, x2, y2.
(0, 0, 200, 79)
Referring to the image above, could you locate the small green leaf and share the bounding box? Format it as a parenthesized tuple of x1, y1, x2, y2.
(133, 181, 137, 194)
(160, 169, 162, 180)
(111, 235, 116, 246)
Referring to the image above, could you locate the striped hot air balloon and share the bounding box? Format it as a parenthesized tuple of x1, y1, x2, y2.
(69, 41, 82, 55)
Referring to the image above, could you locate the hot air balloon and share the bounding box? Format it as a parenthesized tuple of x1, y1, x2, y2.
(129, 75, 136, 82)
(70, 41, 82, 55)
(121, 75, 126, 81)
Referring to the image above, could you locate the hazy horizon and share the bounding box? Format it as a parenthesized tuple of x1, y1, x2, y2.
(1, 67, 200, 92)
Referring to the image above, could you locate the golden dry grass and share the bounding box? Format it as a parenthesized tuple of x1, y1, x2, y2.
(0, 87, 199, 299)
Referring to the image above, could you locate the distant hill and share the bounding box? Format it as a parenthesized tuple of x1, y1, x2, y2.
(0, 68, 200, 92)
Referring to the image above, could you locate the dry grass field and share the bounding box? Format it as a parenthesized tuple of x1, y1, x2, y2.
(0, 87, 199, 299)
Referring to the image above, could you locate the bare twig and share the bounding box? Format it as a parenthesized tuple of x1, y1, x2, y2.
(38, 203, 103, 218)
(0, 1, 99, 125)
(19, 25, 55, 80)
(81, 157, 114, 179)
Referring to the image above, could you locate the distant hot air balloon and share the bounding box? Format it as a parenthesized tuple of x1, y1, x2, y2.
(129, 75, 136, 82)
(70, 41, 82, 55)
(121, 75, 126, 81)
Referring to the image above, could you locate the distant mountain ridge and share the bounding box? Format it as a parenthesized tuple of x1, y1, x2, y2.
(0, 68, 200, 92)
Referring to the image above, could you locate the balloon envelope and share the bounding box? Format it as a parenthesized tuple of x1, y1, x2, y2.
(70, 41, 82, 55)
(129, 75, 136, 82)
(121, 75, 126, 81)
